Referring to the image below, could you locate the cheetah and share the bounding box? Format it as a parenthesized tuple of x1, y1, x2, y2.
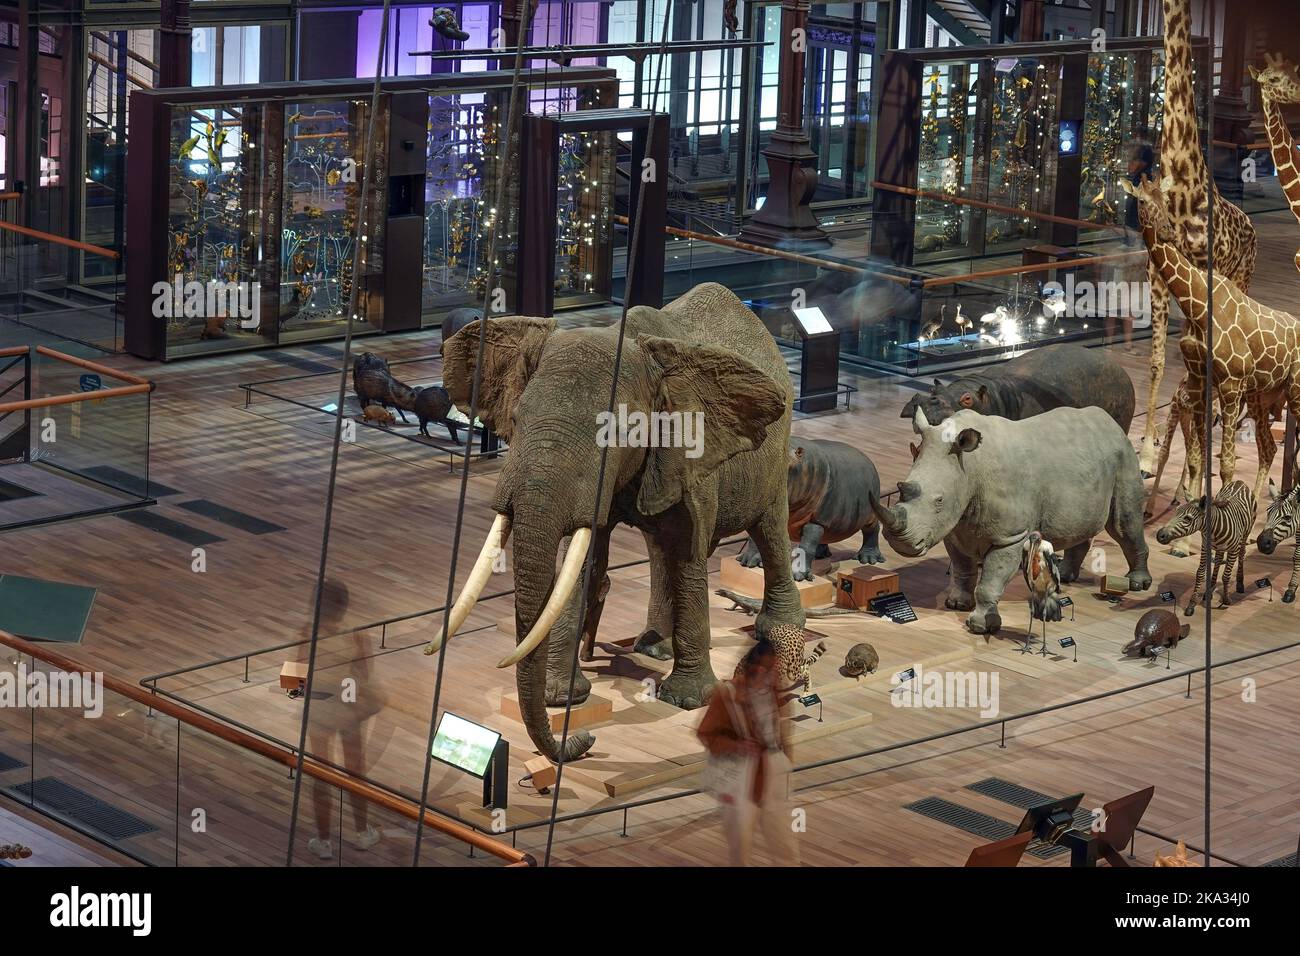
(735, 623, 827, 690)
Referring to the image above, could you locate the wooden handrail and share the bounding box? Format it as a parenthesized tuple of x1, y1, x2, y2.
(0, 383, 151, 415)
(36, 346, 152, 387)
(0, 628, 533, 866)
(0, 221, 119, 260)
(873, 181, 1128, 233)
(613, 214, 914, 284)
(0, 192, 20, 202)
(0, 346, 29, 358)
(921, 249, 1148, 288)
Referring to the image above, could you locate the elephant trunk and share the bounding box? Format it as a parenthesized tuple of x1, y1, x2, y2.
(510, 508, 595, 763)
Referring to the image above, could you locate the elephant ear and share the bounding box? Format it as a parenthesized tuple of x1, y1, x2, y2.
(634, 335, 789, 516)
(441, 317, 554, 439)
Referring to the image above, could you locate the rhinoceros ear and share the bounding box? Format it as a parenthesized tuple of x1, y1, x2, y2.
(956, 428, 982, 453)
(900, 394, 921, 419)
(958, 391, 975, 408)
(909, 441, 920, 461)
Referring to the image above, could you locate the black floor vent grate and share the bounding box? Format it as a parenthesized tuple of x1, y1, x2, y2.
(906, 795, 1068, 860)
(965, 777, 1088, 856)
(0, 751, 27, 772)
(4, 777, 158, 840)
(1264, 853, 1297, 867)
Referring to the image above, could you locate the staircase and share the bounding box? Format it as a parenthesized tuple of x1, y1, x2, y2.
(930, 0, 993, 44)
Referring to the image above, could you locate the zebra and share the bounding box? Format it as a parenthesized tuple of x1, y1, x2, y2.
(1155, 480, 1257, 617)
(1257, 483, 1300, 604)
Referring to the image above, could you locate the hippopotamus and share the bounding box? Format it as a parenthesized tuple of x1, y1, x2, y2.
(1123, 609, 1190, 658)
(871, 406, 1151, 634)
(738, 438, 884, 581)
(901, 343, 1135, 433)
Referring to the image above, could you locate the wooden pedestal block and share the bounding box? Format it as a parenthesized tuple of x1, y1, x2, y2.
(1098, 574, 1129, 597)
(500, 692, 613, 733)
(523, 755, 557, 791)
(835, 567, 901, 609)
(279, 661, 308, 691)
(719, 556, 835, 608)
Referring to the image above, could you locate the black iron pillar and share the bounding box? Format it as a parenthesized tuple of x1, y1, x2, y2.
(738, 0, 829, 250)
(159, 0, 192, 90)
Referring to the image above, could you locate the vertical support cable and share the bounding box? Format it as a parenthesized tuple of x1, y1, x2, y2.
(285, 0, 393, 866)
(1201, 0, 1216, 866)
(413, 0, 543, 865)
(542, 1, 676, 868)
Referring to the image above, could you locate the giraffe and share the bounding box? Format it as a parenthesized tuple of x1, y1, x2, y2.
(1149, 373, 1283, 528)
(1249, 52, 1300, 273)
(1137, 0, 1258, 479)
(1123, 177, 1300, 516)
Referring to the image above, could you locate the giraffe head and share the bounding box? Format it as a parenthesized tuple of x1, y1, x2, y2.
(1249, 52, 1300, 105)
(1120, 175, 1175, 242)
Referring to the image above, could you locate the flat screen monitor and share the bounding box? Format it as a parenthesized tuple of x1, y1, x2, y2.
(430, 712, 501, 779)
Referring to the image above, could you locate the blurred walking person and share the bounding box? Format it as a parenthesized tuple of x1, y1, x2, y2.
(697, 638, 800, 866)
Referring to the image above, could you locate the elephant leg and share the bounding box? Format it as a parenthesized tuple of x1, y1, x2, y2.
(856, 519, 885, 565)
(793, 523, 825, 582)
(944, 539, 977, 611)
(633, 531, 675, 661)
(967, 544, 1020, 635)
(658, 536, 723, 711)
(736, 535, 764, 568)
(544, 530, 610, 706)
(1058, 540, 1091, 584)
(745, 502, 807, 638)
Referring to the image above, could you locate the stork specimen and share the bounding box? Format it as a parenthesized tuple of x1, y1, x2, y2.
(1020, 531, 1063, 654)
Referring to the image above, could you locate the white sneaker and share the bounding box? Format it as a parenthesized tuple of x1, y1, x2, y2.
(308, 837, 333, 860)
(356, 826, 382, 850)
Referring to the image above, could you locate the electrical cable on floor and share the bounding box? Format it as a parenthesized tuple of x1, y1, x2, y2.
(285, 0, 394, 866)
(543, 0, 677, 867)
(413, 0, 544, 866)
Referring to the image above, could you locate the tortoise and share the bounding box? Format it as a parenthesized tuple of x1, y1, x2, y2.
(841, 642, 880, 678)
(1122, 609, 1190, 659)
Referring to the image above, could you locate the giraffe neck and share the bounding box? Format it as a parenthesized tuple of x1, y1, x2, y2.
(1161, 0, 1207, 207)
(1262, 95, 1300, 218)
(1142, 219, 1211, 330)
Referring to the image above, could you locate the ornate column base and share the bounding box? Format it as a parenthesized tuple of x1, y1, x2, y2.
(739, 134, 830, 250)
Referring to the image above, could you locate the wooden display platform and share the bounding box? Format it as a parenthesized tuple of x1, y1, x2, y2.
(719, 555, 836, 608)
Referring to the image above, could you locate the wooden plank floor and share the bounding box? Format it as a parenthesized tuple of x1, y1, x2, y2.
(2, 214, 1300, 865)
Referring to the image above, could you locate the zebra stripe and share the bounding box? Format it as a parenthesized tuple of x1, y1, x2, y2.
(1160, 480, 1256, 612)
(1262, 486, 1300, 596)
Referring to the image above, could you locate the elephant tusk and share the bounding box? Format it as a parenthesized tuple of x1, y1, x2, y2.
(424, 514, 511, 655)
(497, 527, 591, 668)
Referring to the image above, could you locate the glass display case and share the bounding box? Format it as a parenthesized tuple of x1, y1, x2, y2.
(871, 37, 1205, 271)
(126, 68, 618, 360)
(279, 98, 385, 344)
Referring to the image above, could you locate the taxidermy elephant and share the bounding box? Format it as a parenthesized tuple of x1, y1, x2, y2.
(428, 284, 805, 761)
(871, 406, 1151, 634)
(901, 343, 1135, 432)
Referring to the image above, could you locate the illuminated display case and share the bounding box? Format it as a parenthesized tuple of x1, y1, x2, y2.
(872, 36, 1204, 268)
(126, 68, 616, 360)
